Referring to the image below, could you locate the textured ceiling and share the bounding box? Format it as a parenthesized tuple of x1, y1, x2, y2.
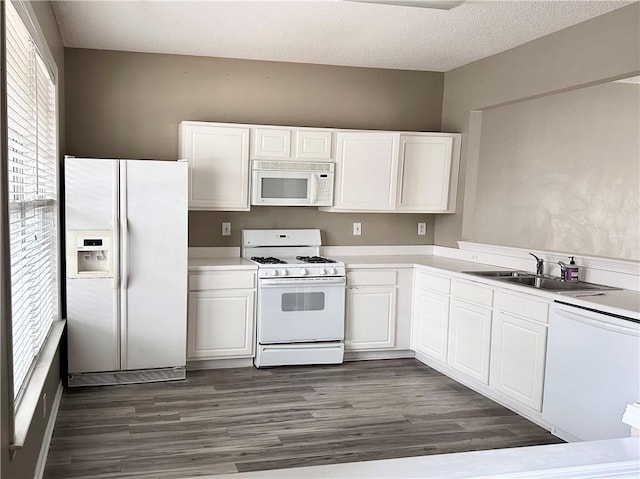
(51, 1, 632, 72)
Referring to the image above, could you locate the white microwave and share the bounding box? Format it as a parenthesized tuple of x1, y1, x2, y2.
(251, 160, 334, 206)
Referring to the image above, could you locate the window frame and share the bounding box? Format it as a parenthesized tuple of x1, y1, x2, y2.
(1, 0, 63, 452)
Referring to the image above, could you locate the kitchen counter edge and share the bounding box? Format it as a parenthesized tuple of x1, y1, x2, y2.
(336, 254, 640, 320)
(186, 254, 639, 319)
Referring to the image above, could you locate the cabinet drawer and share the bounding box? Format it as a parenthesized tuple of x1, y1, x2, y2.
(415, 271, 450, 295)
(347, 269, 397, 286)
(495, 290, 549, 324)
(452, 279, 493, 307)
(189, 271, 256, 291)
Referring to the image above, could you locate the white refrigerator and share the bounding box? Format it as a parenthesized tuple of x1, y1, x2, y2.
(64, 157, 188, 386)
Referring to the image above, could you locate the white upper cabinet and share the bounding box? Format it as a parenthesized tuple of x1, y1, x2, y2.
(181, 120, 459, 212)
(179, 122, 250, 211)
(326, 131, 460, 213)
(252, 128, 333, 161)
(295, 130, 332, 160)
(332, 132, 400, 211)
(252, 128, 292, 159)
(397, 135, 453, 212)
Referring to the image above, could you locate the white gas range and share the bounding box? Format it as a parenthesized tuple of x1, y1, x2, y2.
(242, 229, 346, 368)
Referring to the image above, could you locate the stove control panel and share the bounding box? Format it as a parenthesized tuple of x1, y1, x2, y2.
(258, 265, 345, 279)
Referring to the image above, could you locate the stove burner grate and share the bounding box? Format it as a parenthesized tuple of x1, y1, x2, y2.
(296, 255, 337, 264)
(251, 256, 287, 264)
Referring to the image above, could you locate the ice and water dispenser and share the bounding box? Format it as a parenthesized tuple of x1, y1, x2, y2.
(66, 230, 114, 278)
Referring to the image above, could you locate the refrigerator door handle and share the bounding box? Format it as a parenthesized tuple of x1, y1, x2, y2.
(119, 161, 129, 370)
(122, 218, 129, 290)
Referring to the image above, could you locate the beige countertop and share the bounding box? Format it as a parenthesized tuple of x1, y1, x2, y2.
(187, 253, 640, 320)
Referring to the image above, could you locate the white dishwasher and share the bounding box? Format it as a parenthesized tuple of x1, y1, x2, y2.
(542, 302, 640, 442)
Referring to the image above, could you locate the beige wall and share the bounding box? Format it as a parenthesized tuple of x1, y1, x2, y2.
(437, 3, 640, 258)
(64, 48, 444, 246)
(474, 81, 639, 259)
(1, 2, 65, 478)
(191, 208, 435, 246)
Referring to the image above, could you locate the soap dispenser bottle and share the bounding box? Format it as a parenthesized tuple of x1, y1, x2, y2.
(565, 256, 579, 282)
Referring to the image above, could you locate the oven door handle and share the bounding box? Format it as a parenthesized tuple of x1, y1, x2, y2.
(260, 277, 346, 287)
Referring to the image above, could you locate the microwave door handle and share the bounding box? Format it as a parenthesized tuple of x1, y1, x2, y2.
(310, 174, 318, 204)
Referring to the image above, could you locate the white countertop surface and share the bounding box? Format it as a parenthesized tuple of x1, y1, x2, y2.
(199, 437, 640, 479)
(188, 256, 257, 271)
(335, 254, 640, 320)
(187, 253, 639, 319)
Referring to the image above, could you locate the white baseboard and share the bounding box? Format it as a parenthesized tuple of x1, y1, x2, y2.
(187, 358, 254, 370)
(344, 350, 414, 361)
(34, 380, 63, 479)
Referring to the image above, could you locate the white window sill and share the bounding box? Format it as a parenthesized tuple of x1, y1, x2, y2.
(11, 319, 65, 449)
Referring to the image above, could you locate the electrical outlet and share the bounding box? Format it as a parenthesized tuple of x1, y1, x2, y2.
(221, 222, 231, 236)
(353, 222, 362, 236)
(417, 222, 426, 235)
(42, 393, 47, 419)
(471, 253, 481, 262)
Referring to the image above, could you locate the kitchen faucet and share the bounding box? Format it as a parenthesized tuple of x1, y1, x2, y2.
(558, 261, 567, 281)
(529, 253, 544, 276)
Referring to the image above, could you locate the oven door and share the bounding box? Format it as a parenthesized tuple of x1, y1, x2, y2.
(257, 277, 346, 343)
(251, 170, 315, 206)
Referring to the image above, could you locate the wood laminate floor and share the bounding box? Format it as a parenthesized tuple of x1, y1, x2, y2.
(44, 359, 563, 479)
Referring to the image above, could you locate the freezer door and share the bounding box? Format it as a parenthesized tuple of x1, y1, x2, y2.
(64, 157, 118, 230)
(120, 160, 188, 370)
(64, 157, 119, 373)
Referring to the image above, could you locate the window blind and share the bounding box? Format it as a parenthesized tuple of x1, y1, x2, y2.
(5, 1, 58, 403)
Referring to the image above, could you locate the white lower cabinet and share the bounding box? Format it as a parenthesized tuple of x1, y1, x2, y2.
(412, 271, 451, 363)
(411, 273, 551, 421)
(346, 286, 397, 350)
(447, 279, 494, 385)
(448, 298, 492, 384)
(187, 270, 256, 360)
(188, 290, 255, 359)
(490, 290, 549, 411)
(345, 269, 399, 351)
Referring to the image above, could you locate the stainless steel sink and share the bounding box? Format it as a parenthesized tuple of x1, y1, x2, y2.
(464, 270, 620, 292)
(498, 276, 619, 292)
(463, 270, 528, 278)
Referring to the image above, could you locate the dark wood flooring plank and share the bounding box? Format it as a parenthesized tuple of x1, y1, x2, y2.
(44, 359, 562, 479)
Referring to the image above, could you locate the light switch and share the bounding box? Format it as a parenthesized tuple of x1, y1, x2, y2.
(222, 222, 231, 236)
(353, 222, 362, 236)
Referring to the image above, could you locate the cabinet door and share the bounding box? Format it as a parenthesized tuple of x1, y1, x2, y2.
(187, 290, 255, 359)
(333, 132, 399, 210)
(490, 311, 547, 411)
(295, 130, 332, 160)
(448, 298, 492, 384)
(412, 287, 449, 363)
(346, 286, 397, 350)
(397, 135, 453, 212)
(180, 124, 250, 210)
(253, 128, 292, 158)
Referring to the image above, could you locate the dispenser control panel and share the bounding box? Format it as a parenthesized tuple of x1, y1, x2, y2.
(66, 230, 114, 279)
